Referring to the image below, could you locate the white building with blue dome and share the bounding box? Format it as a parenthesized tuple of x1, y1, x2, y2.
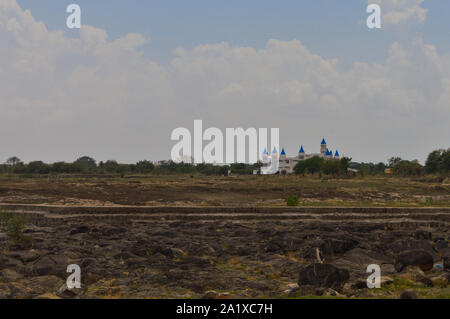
(261, 138, 341, 174)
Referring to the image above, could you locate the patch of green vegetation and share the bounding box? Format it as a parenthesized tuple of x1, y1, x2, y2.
(0, 212, 33, 248)
(285, 195, 300, 207)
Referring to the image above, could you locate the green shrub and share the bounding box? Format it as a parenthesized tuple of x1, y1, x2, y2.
(285, 195, 300, 207)
(0, 213, 32, 247)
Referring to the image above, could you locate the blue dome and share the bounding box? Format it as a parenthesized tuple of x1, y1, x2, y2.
(299, 146, 305, 153)
(321, 138, 327, 145)
(280, 148, 286, 155)
(335, 150, 340, 157)
(263, 148, 268, 155)
(272, 147, 278, 154)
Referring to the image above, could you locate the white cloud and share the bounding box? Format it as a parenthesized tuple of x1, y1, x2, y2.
(0, 1, 448, 164)
(369, 0, 428, 25)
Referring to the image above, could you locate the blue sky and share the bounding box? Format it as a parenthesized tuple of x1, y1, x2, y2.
(2, 1, 450, 163)
(16, 0, 450, 66)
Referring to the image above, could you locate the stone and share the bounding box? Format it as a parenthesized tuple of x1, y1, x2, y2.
(33, 256, 58, 276)
(1, 269, 23, 281)
(430, 276, 448, 288)
(400, 290, 418, 299)
(56, 282, 87, 299)
(288, 285, 325, 297)
(381, 276, 394, 286)
(414, 230, 432, 241)
(298, 263, 349, 291)
(70, 225, 90, 235)
(394, 250, 434, 272)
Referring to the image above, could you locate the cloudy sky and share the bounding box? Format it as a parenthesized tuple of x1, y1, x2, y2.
(1, 0, 449, 164)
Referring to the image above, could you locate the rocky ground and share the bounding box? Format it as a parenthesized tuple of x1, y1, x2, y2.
(0, 209, 449, 299)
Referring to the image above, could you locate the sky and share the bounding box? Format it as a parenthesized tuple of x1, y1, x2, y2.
(1, 0, 449, 164)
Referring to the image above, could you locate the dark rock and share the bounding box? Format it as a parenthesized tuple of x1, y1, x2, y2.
(32, 256, 66, 277)
(328, 238, 358, 255)
(298, 263, 349, 291)
(394, 250, 434, 272)
(288, 285, 325, 297)
(1, 269, 23, 281)
(266, 238, 284, 253)
(435, 240, 448, 250)
(414, 230, 432, 241)
(400, 290, 418, 299)
(70, 225, 90, 235)
(33, 256, 57, 276)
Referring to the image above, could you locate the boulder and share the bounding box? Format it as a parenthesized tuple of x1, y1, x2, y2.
(298, 263, 349, 291)
(394, 250, 433, 272)
(413, 230, 432, 241)
(1, 269, 23, 281)
(400, 290, 418, 299)
(430, 276, 448, 288)
(32, 256, 62, 276)
(69, 225, 90, 235)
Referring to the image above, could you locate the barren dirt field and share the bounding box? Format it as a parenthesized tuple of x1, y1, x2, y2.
(0, 174, 449, 207)
(0, 175, 449, 299)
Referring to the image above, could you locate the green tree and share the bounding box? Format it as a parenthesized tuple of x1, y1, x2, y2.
(74, 156, 97, 171)
(425, 150, 444, 174)
(388, 157, 402, 168)
(439, 150, 450, 173)
(135, 160, 154, 173)
(6, 156, 22, 166)
(103, 160, 120, 172)
(321, 159, 341, 176)
(294, 156, 324, 175)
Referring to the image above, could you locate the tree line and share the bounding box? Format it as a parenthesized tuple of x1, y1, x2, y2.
(0, 156, 259, 176)
(292, 148, 450, 177)
(1, 148, 449, 177)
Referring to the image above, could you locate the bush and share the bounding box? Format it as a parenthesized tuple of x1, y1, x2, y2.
(0, 213, 32, 247)
(285, 195, 300, 207)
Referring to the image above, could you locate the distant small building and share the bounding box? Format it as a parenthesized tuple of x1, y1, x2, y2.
(261, 138, 342, 174)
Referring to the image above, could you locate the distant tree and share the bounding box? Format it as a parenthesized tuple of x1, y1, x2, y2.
(388, 157, 402, 168)
(103, 160, 120, 172)
(26, 161, 50, 174)
(425, 150, 444, 174)
(393, 160, 423, 176)
(425, 148, 450, 174)
(294, 156, 324, 175)
(439, 150, 450, 173)
(74, 156, 97, 171)
(375, 162, 387, 173)
(135, 160, 154, 173)
(321, 159, 341, 176)
(6, 156, 22, 166)
(339, 157, 352, 173)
